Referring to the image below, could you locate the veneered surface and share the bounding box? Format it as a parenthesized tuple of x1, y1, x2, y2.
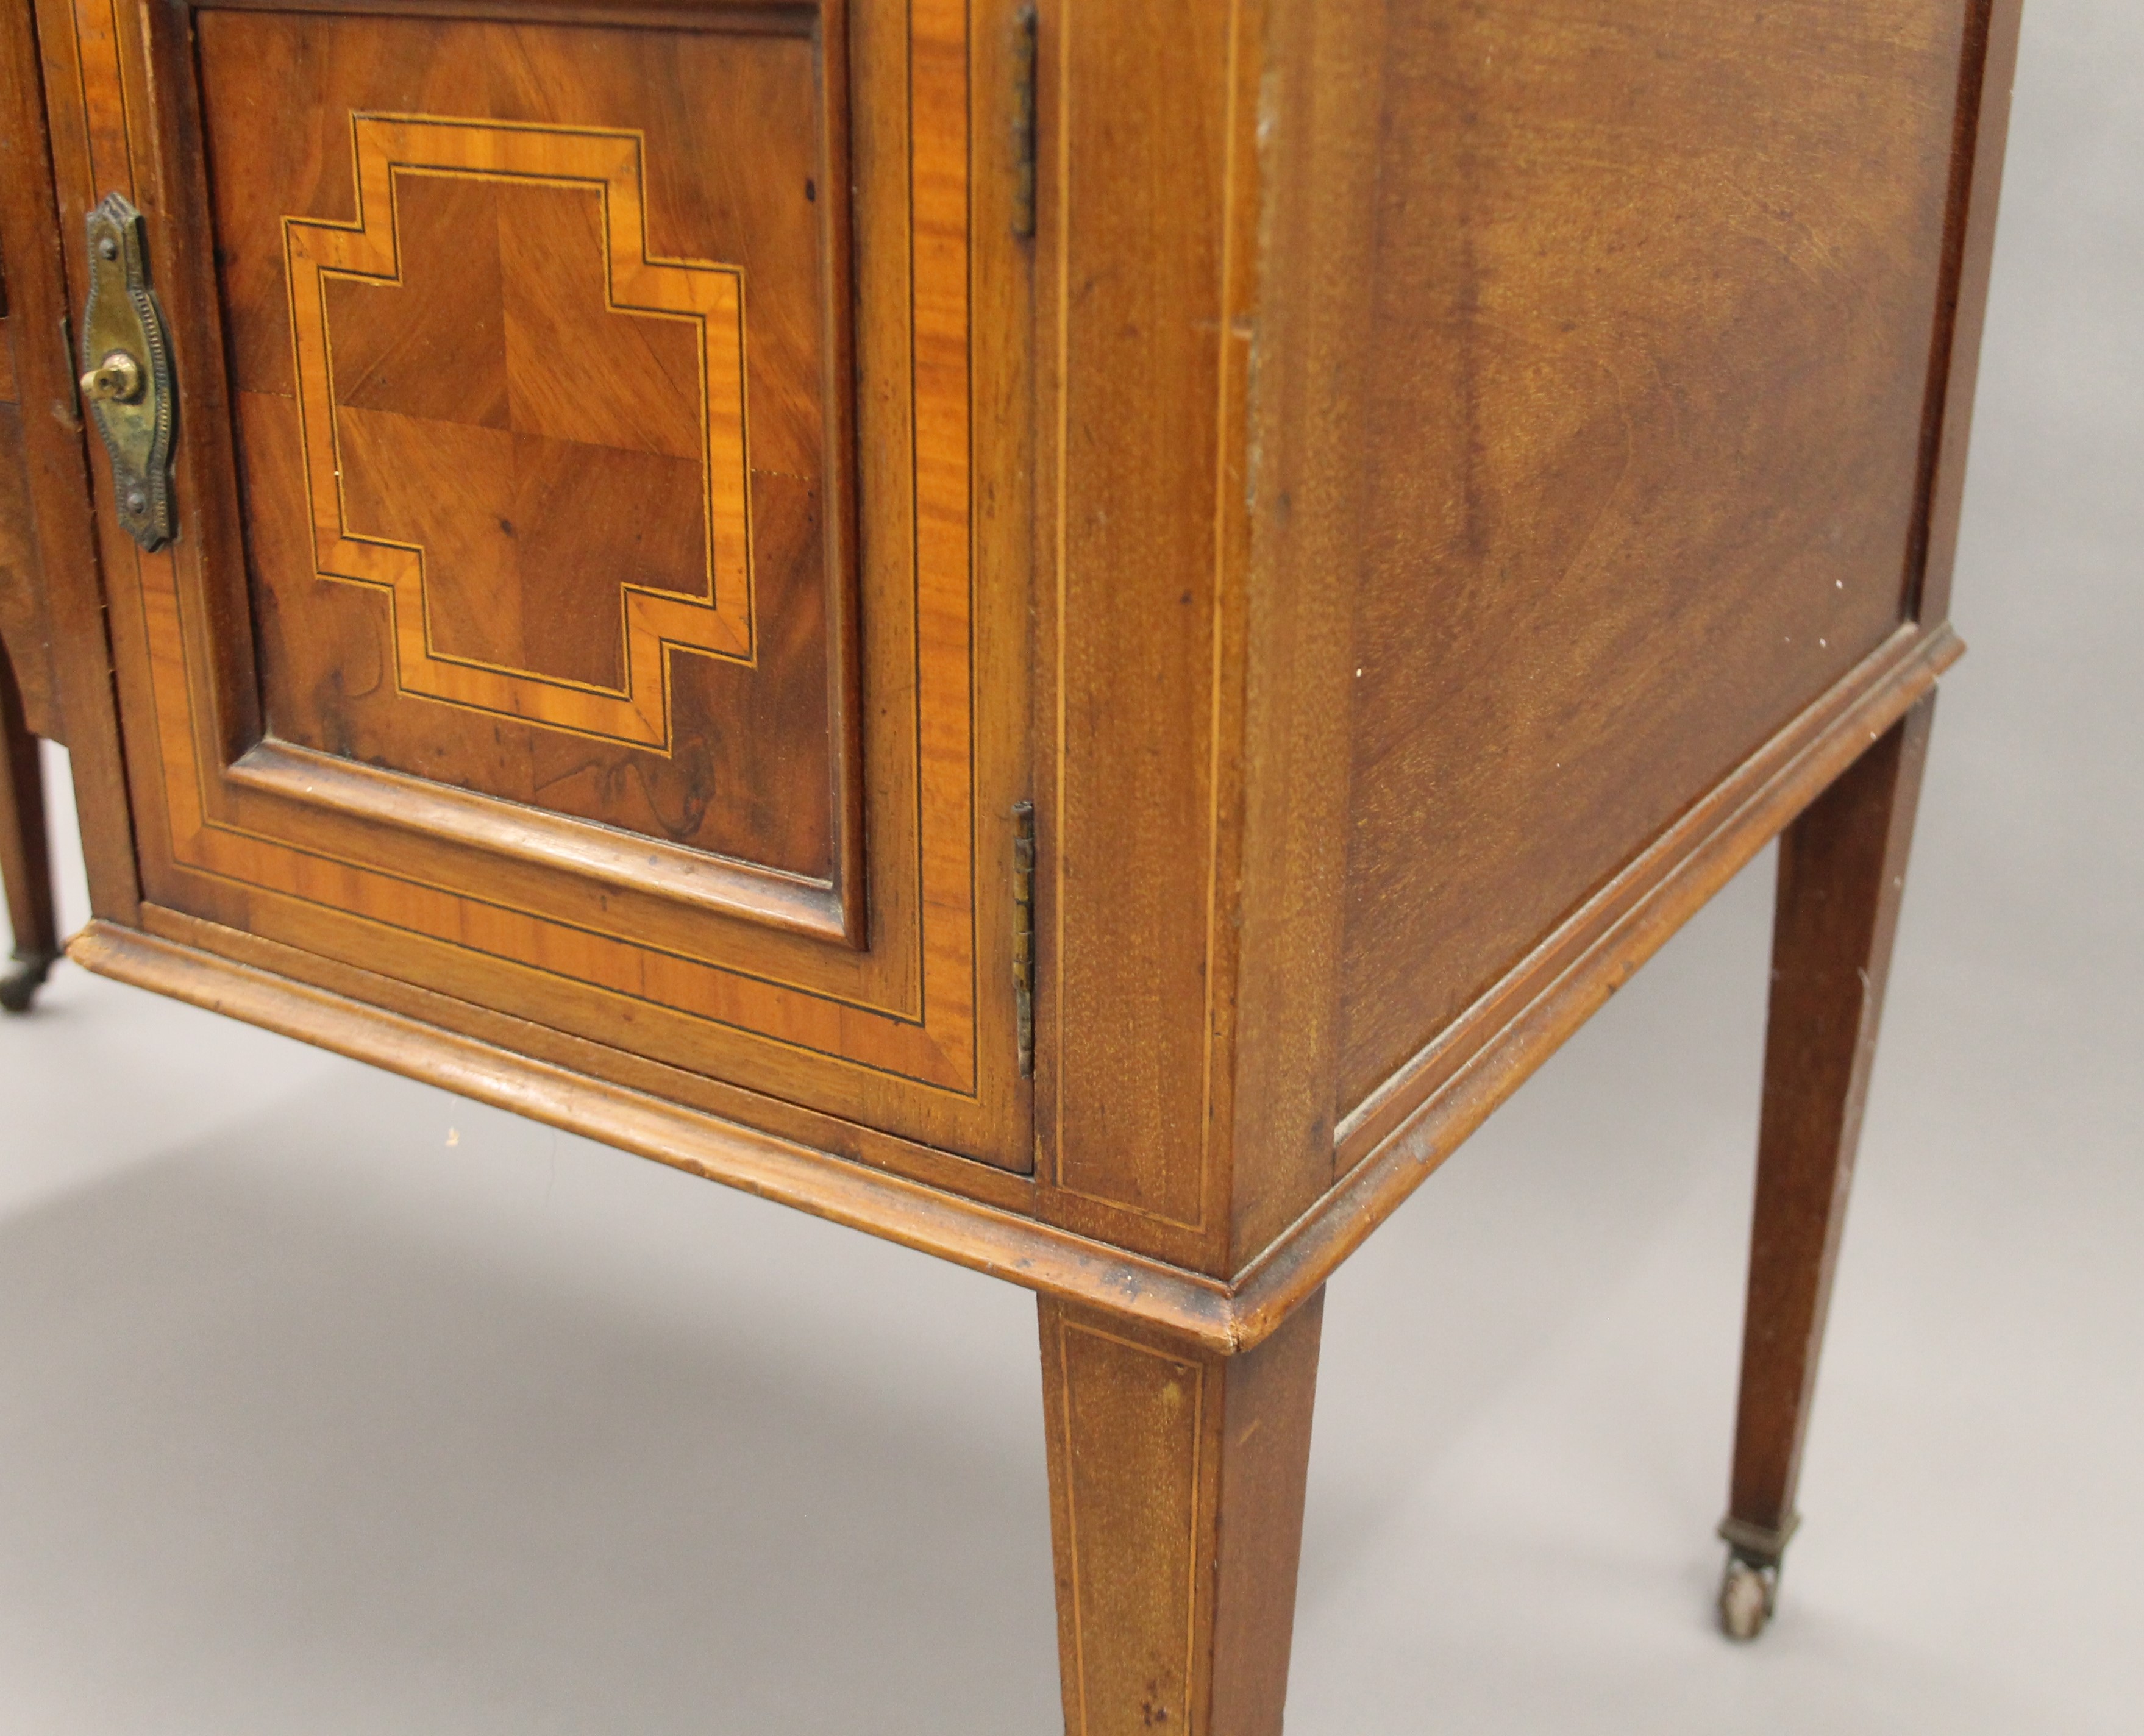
(0, 401, 57, 737)
(1731, 699, 1933, 1539)
(196, 9, 839, 880)
(1047, 0, 1256, 1248)
(1, 266, 59, 738)
(54, 0, 1019, 1163)
(1039, 1294, 1324, 1733)
(324, 176, 708, 696)
(1338, 0, 1973, 1111)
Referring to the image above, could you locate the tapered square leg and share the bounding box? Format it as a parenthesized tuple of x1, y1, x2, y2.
(0, 651, 59, 1012)
(1039, 1291, 1323, 1735)
(1719, 696, 1934, 1638)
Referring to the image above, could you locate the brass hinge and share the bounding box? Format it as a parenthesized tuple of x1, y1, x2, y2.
(1011, 6, 1038, 239)
(1012, 800, 1036, 1077)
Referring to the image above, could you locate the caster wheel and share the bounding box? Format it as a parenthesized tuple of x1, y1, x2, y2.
(1718, 1553, 1777, 1642)
(0, 950, 57, 1014)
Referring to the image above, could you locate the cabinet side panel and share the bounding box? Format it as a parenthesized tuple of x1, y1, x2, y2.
(1339, 0, 1976, 1111)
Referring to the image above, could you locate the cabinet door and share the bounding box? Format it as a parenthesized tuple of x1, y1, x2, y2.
(37, 0, 1033, 1172)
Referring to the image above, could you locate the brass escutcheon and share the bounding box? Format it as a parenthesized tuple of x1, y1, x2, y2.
(79, 191, 176, 550)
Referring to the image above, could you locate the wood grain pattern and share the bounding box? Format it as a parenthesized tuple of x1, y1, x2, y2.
(1036, 0, 1263, 1267)
(32, 0, 2014, 1289)
(1041, 1291, 1322, 1735)
(1727, 697, 1933, 1550)
(1214, 0, 1391, 1267)
(5, 0, 140, 924)
(66, 545, 1962, 1354)
(68, 914, 1261, 1346)
(1, 25, 63, 741)
(1334, 0, 1978, 1117)
(0, 403, 59, 739)
(0, 111, 59, 1001)
(23, 0, 2028, 1718)
(287, 118, 751, 745)
(46, 0, 1031, 1167)
(202, 21, 833, 880)
(1231, 622, 1957, 1345)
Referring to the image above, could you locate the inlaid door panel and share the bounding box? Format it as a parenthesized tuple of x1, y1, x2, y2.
(38, 0, 1033, 1170)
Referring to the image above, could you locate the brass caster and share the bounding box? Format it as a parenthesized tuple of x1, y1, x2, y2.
(1718, 1552, 1778, 1642)
(0, 948, 58, 1014)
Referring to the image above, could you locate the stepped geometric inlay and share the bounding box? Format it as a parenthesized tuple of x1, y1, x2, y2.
(285, 114, 753, 749)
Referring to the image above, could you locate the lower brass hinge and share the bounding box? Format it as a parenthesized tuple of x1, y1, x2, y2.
(1013, 800, 1036, 1077)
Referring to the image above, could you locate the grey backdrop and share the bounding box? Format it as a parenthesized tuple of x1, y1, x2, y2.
(2, 2, 2136, 1729)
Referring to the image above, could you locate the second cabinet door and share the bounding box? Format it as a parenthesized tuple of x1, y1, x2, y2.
(38, 0, 1034, 1172)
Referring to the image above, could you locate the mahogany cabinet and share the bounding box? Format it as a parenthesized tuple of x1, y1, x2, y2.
(1, 0, 2018, 1726)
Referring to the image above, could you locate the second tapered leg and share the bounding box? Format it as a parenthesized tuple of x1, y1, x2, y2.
(0, 650, 58, 1013)
(1040, 1290, 1324, 1735)
(1718, 697, 1934, 1638)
